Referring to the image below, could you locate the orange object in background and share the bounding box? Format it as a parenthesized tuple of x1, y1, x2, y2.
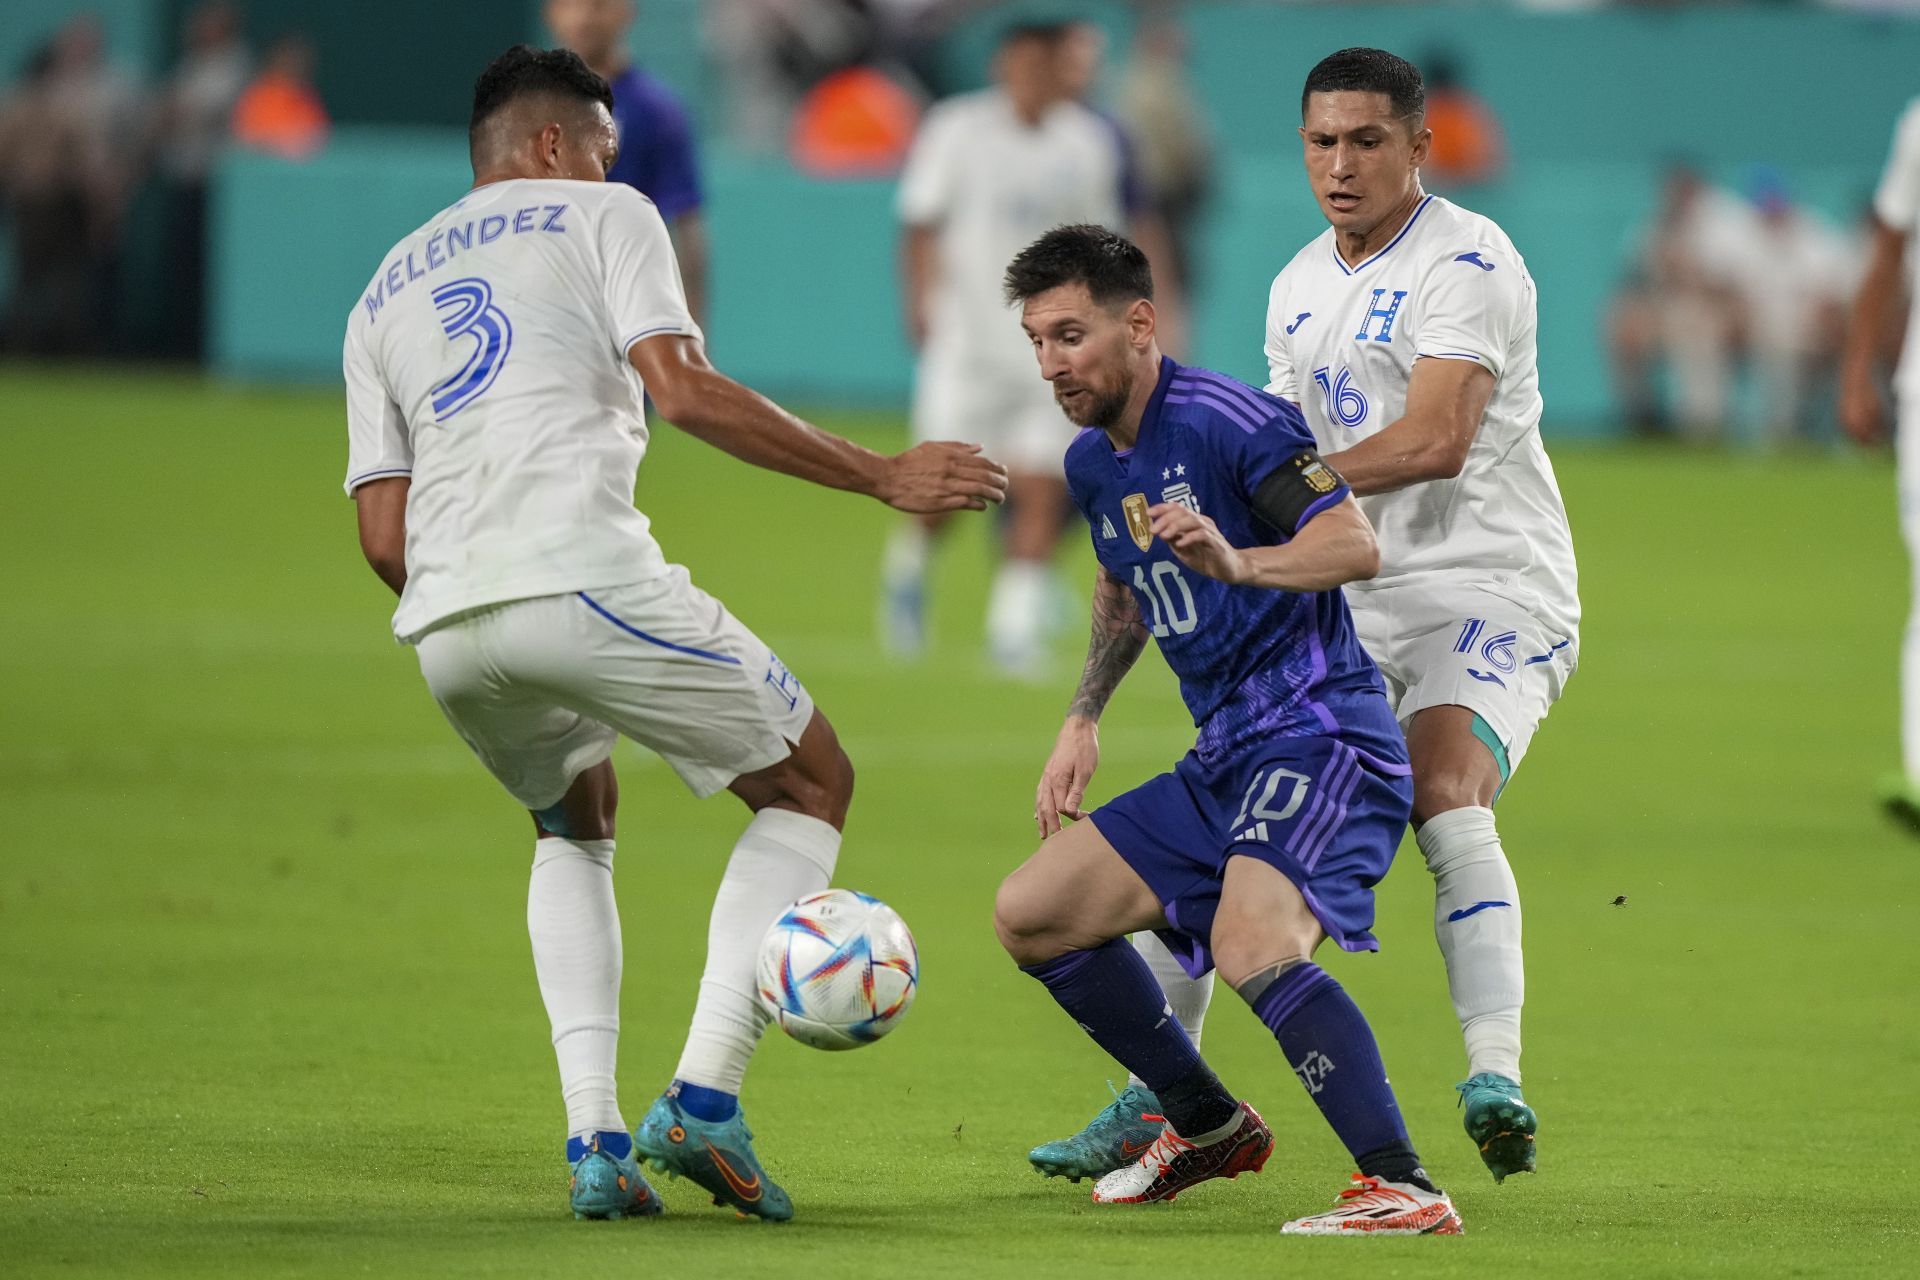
(1423, 87, 1504, 187)
(791, 66, 920, 177)
(232, 36, 329, 161)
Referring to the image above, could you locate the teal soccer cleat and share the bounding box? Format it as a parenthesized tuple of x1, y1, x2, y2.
(1028, 1083, 1166, 1183)
(1458, 1072, 1537, 1183)
(633, 1093, 794, 1222)
(568, 1133, 663, 1220)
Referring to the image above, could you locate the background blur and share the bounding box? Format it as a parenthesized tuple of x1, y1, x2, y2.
(4, 0, 1917, 444)
(5, 6, 1915, 1274)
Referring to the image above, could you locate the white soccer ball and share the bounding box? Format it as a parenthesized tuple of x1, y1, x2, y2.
(756, 889, 918, 1051)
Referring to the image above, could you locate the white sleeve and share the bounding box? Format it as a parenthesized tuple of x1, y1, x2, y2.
(1262, 272, 1299, 399)
(1875, 98, 1920, 234)
(342, 321, 411, 495)
(896, 105, 959, 226)
(598, 187, 701, 356)
(1411, 248, 1530, 380)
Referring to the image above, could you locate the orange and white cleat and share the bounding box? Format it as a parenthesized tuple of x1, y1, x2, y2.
(1090, 1102, 1273, 1205)
(1281, 1172, 1463, 1235)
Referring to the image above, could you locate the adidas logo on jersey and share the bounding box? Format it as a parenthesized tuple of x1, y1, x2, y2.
(1100, 515, 1119, 541)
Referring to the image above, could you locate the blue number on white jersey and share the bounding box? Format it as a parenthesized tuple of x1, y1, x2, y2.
(1312, 365, 1369, 429)
(430, 277, 513, 420)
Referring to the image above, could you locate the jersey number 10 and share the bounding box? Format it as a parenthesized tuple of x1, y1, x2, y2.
(1133, 562, 1197, 637)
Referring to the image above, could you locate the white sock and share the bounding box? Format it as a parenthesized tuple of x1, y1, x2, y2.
(527, 837, 625, 1138)
(673, 808, 841, 1094)
(1418, 806, 1524, 1082)
(882, 522, 932, 587)
(986, 558, 1050, 659)
(1126, 931, 1214, 1090)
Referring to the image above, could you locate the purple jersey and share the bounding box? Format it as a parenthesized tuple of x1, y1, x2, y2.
(1064, 357, 1407, 774)
(606, 65, 702, 220)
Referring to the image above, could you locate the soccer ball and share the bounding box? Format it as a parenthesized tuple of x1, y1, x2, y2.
(756, 889, 918, 1051)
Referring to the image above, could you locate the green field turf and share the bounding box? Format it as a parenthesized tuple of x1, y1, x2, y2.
(1, 365, 1914, 1277)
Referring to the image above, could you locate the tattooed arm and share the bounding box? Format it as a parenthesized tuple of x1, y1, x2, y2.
(1034, 566, 1150, 837)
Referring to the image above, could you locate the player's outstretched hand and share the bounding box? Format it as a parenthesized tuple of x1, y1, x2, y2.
(1035, 716, 1099, 839)
(1149, 503, 1248, 585)
(877, 442, 1009, 513)
(1838, 374, 1889, 446)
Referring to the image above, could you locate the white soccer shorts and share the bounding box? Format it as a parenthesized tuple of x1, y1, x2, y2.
(413, 568, 815, 809)
(910, 343, 1072, 477)
(1350, 579, 1577, 778)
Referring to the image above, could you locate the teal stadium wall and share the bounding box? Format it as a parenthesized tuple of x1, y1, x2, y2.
(203, 4, 1920, 431)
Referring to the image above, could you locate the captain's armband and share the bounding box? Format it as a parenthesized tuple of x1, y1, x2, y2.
(1250, 450, 1349, 536)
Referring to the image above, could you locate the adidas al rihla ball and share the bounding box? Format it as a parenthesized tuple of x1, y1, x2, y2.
(756, 889, 918, 1050)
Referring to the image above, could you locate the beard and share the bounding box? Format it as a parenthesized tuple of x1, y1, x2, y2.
(1054, 364, 1134, 428)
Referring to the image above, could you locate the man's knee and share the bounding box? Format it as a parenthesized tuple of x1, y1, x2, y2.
(992, 865, 1063, 967)
(1408, 710, 1504, 823)
(532, 759, 618, 840)
(735, 713, 855, 828)
(1411, 760, 1489, 823)
(1211, 916, 1317, 996)
(1211, 858, 1321, 993)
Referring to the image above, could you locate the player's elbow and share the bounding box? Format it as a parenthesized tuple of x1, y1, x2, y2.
(1420, 435, 1471, 481)
(644, 373, 697, 425)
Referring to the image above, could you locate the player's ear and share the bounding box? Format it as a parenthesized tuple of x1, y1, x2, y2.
(536, 121, 565, 173)
(1128, 297, 1156, 349)
(1409, 121, 1433, 169)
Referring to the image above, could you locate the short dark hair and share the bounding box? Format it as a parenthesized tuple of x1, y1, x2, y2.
(1004, 224, 1153, 309)
(469, 44, 613, 143)
(1300, 47, 1424, 122)
(999, 20, 1069, 50)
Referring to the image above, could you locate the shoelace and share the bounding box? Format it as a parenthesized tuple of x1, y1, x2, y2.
(1133, 1114, 1194, 1174)
(1335, 1174, 1417, 1209)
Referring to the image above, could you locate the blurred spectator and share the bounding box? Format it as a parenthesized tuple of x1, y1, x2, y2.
(546, 0, 708, 326)
(1117, 15, 1214, 304)
(1420, 50, 1505, 188)
(1, 16, 145, 354)
(1056, 19, 1186, 354)
(881, 21, 1136, 677)
(1723, 169, 1854, 446)
(0, 44, 103, 354)
(1608, 161, 1750, 438)
(152, 2, 251, 360)
(790, 64, 921, 176)
(232, 34, 329, 161)
(705, 0, 885, 154)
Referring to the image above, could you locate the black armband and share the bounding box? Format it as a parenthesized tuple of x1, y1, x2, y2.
(1250, 450, 1347, 535)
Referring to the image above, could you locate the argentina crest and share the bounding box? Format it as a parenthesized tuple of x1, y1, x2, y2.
(1121, 493, 1153, 550)
(1298, 454, 1338, 494)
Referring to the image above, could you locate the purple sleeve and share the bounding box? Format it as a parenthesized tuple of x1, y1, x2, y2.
(609, 78, 703, 220)
(644, 96, 703, 221)
(1116, 129, 1147, 217)
(1226, 404, 1352, 537)
(1101, 110, 1149, 216)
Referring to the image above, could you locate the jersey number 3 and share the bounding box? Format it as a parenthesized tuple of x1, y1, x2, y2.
(431, 277, 513, 421)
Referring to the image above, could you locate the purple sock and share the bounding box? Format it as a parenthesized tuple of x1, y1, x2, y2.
(1022, 939, 1238, 1137)
(1251, 962, 1429, 1186)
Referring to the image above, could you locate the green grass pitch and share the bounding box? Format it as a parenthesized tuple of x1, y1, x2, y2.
(1, 365, 1914, 1277)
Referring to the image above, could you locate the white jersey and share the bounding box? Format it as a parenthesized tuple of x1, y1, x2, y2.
(897, 89, 1128, 376)
(1264, 194, 1579, 640)
(342, 179, 699, 641)
(1874, 97, 1920, 400)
